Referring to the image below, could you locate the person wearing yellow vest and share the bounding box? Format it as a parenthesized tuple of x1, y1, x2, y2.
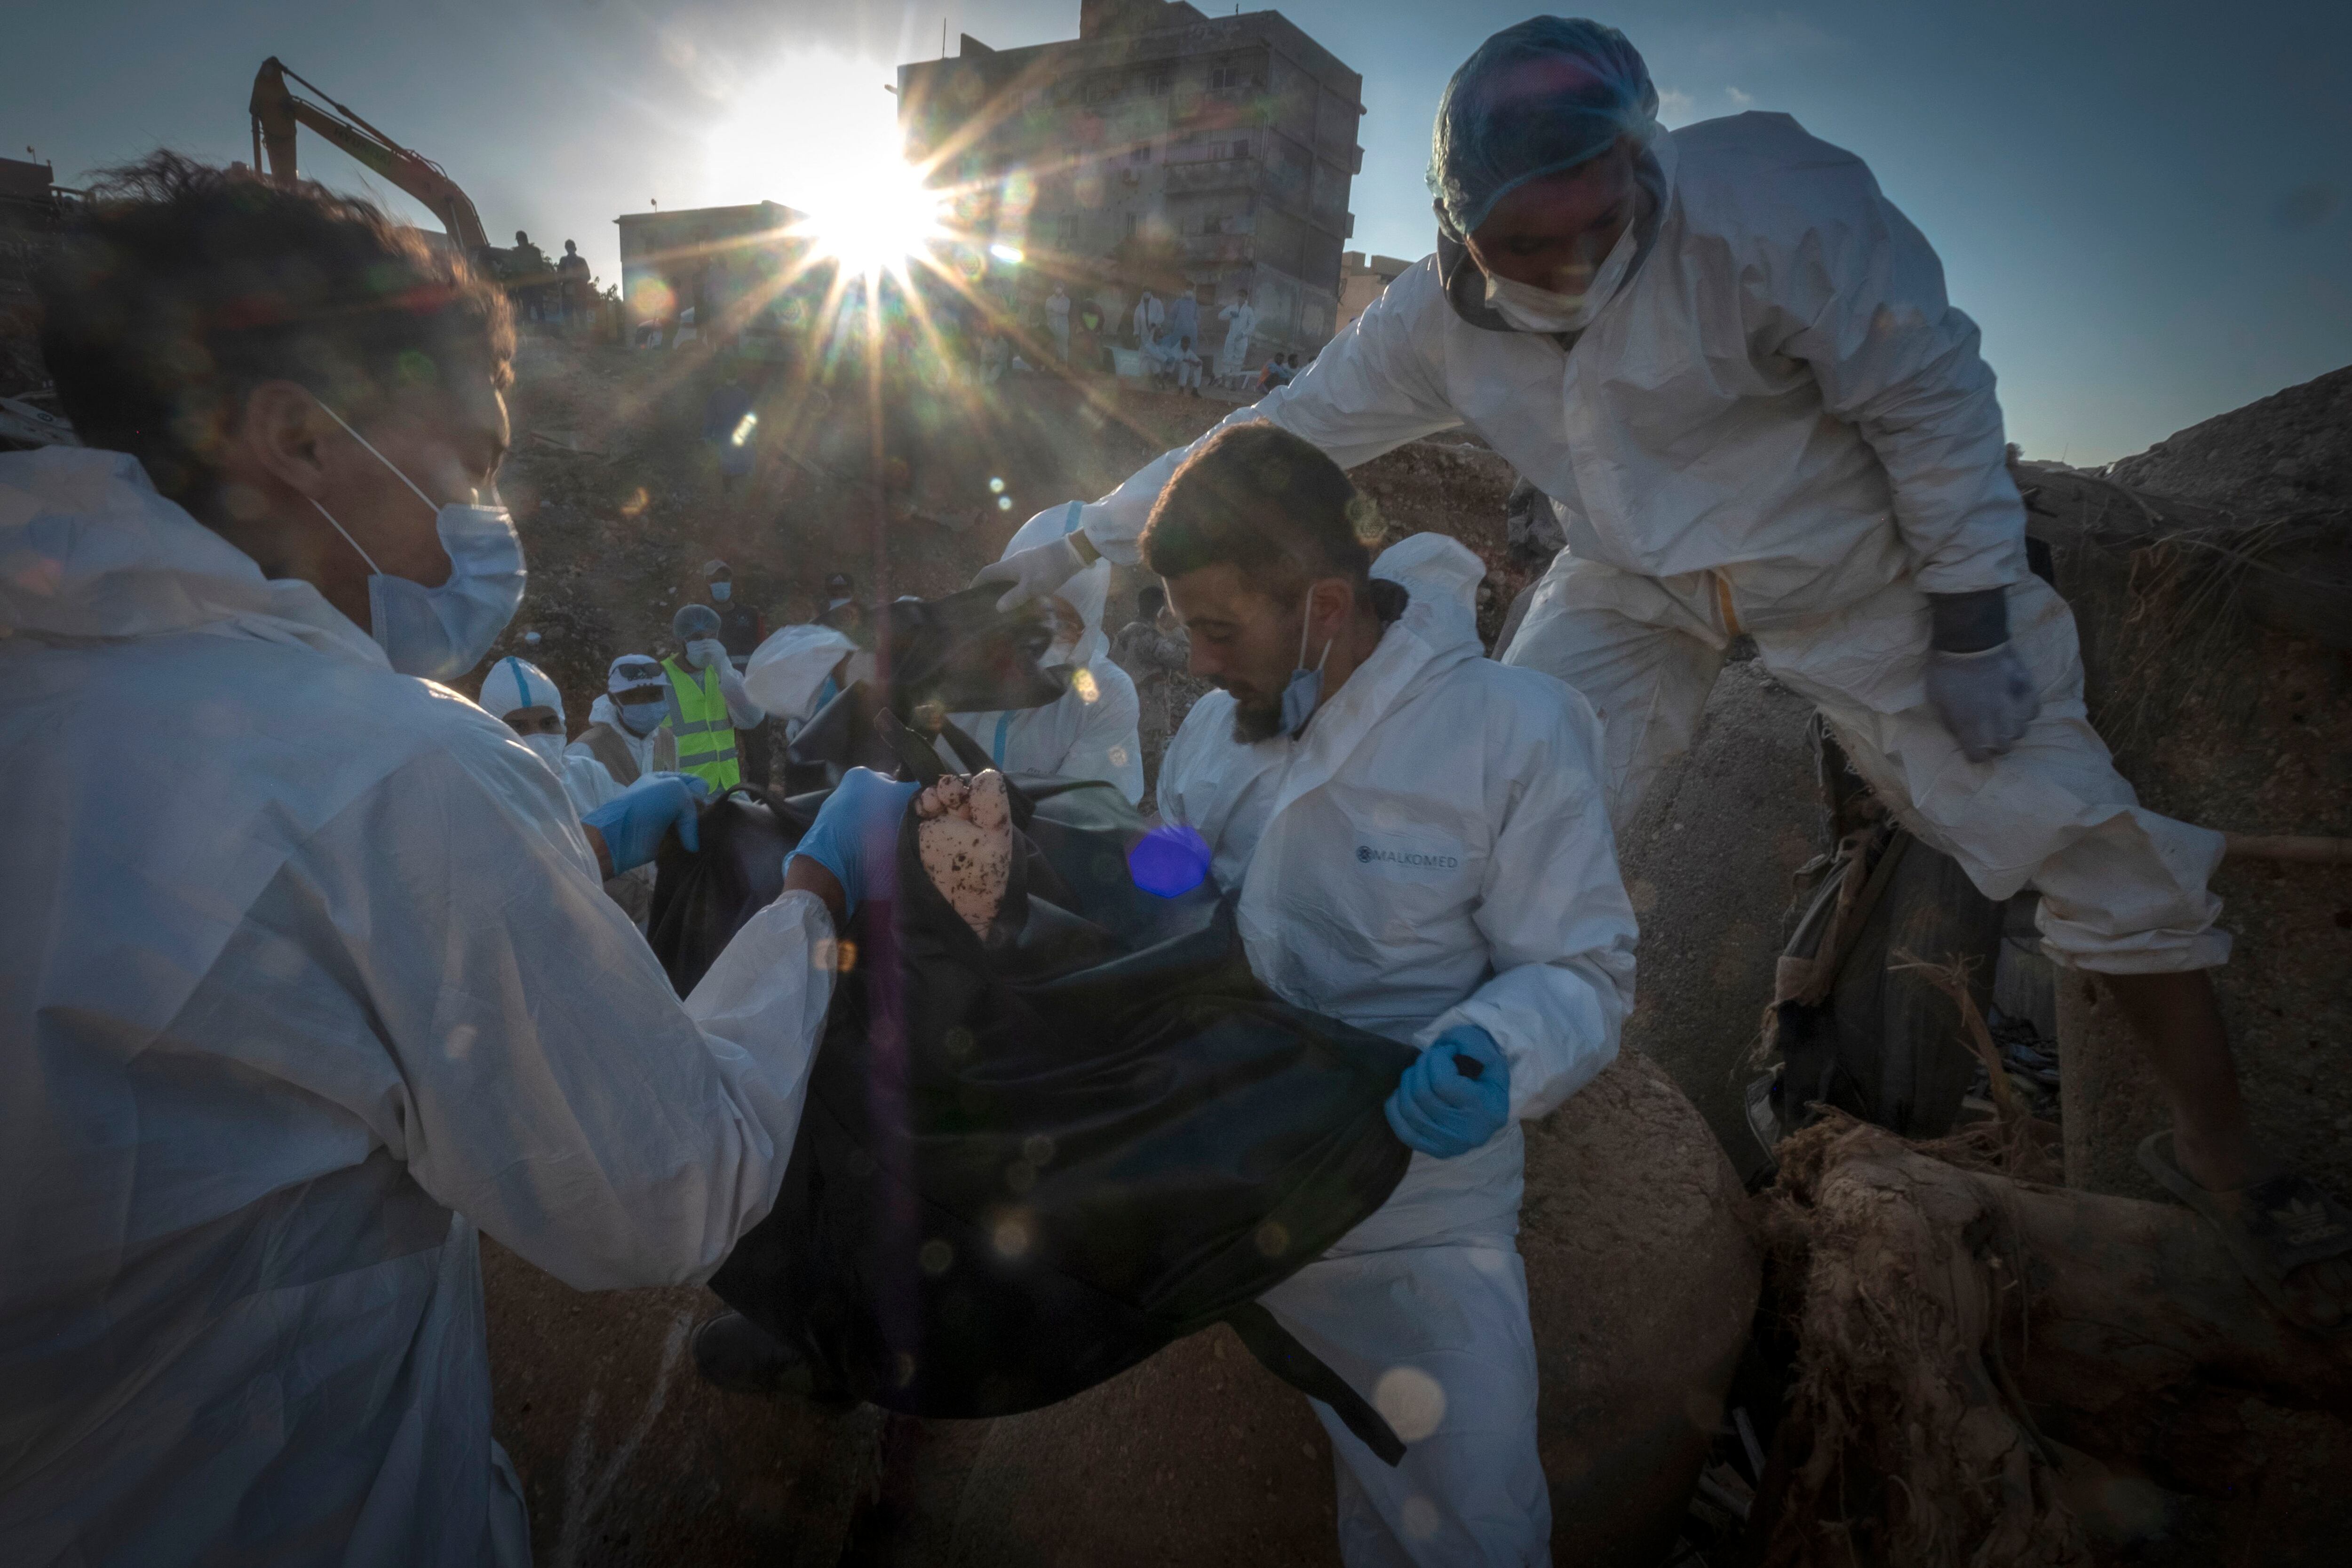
(666, 603, 765, 792)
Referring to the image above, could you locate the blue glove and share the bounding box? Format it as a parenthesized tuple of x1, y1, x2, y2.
(1385, 1027, 1511, 1159)
(1924, 642, 2039, 763)
(647, 771, 715, 801)
(788, 768, 920, 917)
(581, 774, 702, 876)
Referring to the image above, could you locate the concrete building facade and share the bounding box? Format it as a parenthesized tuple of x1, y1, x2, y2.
(896, 0, 1363, 366)
(613, 201, 815, 344)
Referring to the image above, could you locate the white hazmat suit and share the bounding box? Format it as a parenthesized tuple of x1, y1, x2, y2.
(1157, 534, 1637, 1565)
(1035, 111, 2225, 975)
(477, 654, 628, 817)
(0, 448, 837, 1566)
(944, 505, 1144, 802)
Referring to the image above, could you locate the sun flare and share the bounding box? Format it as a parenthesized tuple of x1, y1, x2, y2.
(705, 47, 950, 284)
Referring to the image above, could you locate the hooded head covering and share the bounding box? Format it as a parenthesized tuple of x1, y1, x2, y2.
(1427, 16, 1659, 237)
(1003, 501, 1111, 669)
(478, 656, 564, 723)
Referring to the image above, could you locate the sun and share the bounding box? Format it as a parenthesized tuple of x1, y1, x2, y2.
(705, 47, 951, 285)
(798, 154, 949, 283)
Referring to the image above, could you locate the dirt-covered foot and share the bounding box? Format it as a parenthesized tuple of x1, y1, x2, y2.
(915, 771, 1013, 936)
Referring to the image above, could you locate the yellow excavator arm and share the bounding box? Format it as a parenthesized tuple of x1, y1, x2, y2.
(248, 56, 493, 261)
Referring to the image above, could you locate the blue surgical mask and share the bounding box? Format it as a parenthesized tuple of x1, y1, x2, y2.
(1279, 586, 1333, 738)
(709, 581, 732, 602)
(617, 699, 665, 736)
(309, 401, 526, 680)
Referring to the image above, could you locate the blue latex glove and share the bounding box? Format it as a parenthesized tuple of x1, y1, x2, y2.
(1385, 1027, 1511, 1159)
(581, 774, 702, 876)
(787, 768, 920, 918)
(1924, 642, 2039, 763)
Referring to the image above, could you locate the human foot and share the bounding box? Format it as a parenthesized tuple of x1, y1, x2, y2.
(914, 771, 1013, 936)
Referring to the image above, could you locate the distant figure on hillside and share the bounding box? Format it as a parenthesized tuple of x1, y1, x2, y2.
(557, 239, 591, 324)
(1111, 582, 1192, 765)
(1167, 288, 1199, 352)
(1174, 334, 1202, 396)
(509, 229, 551, 323)
(1216, 288, 1255, 382)
(1046, 283, 1071, 363)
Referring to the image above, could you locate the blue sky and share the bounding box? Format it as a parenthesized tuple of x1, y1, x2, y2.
(10, 1, 2347, 462)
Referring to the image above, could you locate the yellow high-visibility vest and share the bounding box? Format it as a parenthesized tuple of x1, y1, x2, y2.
(662, 657, 740, 792)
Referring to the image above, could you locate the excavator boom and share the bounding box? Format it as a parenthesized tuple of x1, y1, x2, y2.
(249, 56, 492, 260)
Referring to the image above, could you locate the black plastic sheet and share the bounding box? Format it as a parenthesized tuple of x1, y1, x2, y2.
(664, 763, 1414, 1453)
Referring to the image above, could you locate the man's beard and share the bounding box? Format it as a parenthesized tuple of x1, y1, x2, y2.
(1229, 689, 1286, 744)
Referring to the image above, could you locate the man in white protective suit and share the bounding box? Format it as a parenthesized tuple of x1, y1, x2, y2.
(477, 653, 627, 816)
(977, 16, 2352, 1330)
(1144, 424, 1637, 1565)
(0, 154, 907, 1566)
(942, 504, 1144, 802)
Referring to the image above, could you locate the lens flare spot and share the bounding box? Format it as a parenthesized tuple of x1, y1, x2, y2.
(989, 243, 1025, 264)
(1375, 1368, 1449, 1444)
(988, 476, 1007, 493)
(1070, 667, 1100, 703)
(997, 495, 1014, 511)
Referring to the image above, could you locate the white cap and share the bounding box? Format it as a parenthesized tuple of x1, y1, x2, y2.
(607, 653, 667, 696)
(480, 656, 564, 723)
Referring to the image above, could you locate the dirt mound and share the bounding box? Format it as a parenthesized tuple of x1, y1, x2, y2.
(480, 1239, 880, 1568)
(2103, 364, 2351, 517)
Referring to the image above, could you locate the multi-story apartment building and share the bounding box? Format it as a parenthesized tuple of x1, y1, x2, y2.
(896, 0, 1363, 364)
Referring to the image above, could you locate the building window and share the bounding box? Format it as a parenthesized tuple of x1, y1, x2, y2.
(1132, 144, 1152, 164)
(1083, 75, 1120, 104)
(1208, 64, 1241, 91)
(1126, 213, 1141, 236)
(1145, 70, 1172, 96)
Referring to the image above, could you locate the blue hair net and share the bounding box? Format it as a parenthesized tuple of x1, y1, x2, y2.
(671, 603, 722, 642)
(1427, 16, 1659, 236)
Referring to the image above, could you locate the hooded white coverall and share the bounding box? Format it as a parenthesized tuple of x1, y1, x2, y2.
(0, 448, 837, 1567)
(1047, 111, 2225, 975)
(943, 505, 1145, 803)
(1157, 535, 1637, 1566)
(477, 654, 628, 818)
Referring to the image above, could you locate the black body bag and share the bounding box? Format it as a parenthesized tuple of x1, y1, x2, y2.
(655, 738, 1417, 1461)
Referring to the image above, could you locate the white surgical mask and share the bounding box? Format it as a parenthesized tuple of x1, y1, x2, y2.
(308, 401, 526, 679)
(1279, 586, 1334, 738)
(521, 732, 567, 767)
(1483, 216, 1640, 334)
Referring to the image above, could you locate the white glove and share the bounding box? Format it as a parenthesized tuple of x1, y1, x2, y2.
(974, 528, 1088, 613)
(1924, 642, 2039, 763)
(686, 637, 727, 670)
